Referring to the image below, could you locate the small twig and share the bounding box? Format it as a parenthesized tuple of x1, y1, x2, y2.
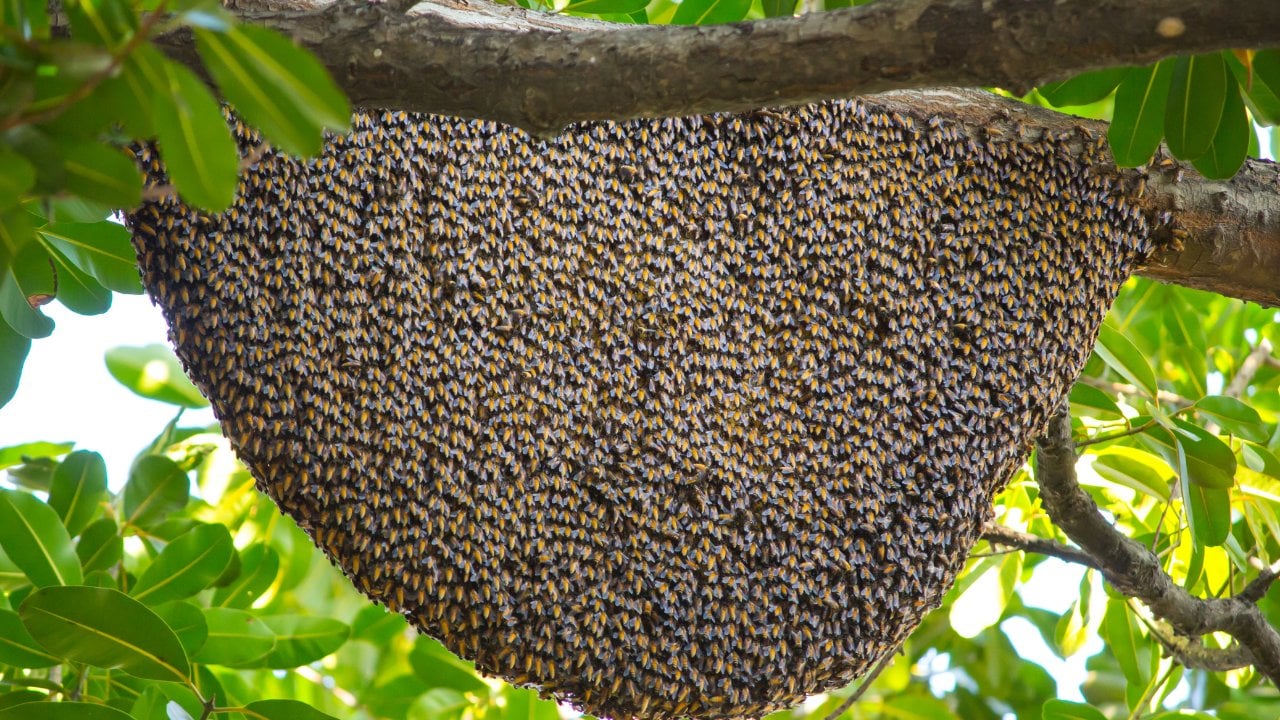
(1224, 338, 1274, 398)
(1077, 376, 1192, 407)
(980, 522, 1100, 570)
(818, 648, 897, 720)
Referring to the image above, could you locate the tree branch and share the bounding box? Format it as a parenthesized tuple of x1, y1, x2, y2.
(1034, 405, 1280, 684)
(980, 522, 1100, 570)
(1137, 155, 1280, 308)
(151, 0, 1280, 136)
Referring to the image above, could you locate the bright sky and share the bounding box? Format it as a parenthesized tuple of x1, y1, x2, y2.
(0, 294, 217, 486)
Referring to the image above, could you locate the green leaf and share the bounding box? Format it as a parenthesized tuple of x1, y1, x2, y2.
(0, 146, 35, 210)
(105, 344, 208, 408)
(1242, 49, 1280, 125)
(0, 489, 83, 587)
(193, 607, 276, 666)
(39, 240, 112, 315)
(1069, 383, 1123, 420)
(196, 29, 325, 156)
(152, 600, 208, 656)
(1042, 699, 1108, 720)
(92, 48, 165, 137)
(57, 140, 143, 208)
(560, 0, 648, 13)
(0, 233, 55, 339)
(949, 556, 1009, 638)
(1139, 419, 1236, 489)
(19, 585, 190, 682)
(0, 205, 33, 270)
(670, 0, 750, 24)
(260, 615, 350, 668)
(1109, 61, 1174, 167)
(0, 315, 31, 408)
(0, 702, 135, 720)
(38, 221, 143, 294)
(503, 687, 560, 720)
(242, 699, 341, 720)
(6, 127, 66, 194)
(1053, 578, 1090, 658)
(47, 449, 108, 536)
(1165, 53, 1229, 161)
(65, 0, 137, 46)
(1090, 448, 1173, 500)
(0, 441, 73, 469)
(759, 0, 795, 16)
(0, 691, 45, 710)
(413, 688, 470, 720)
(1094, 323, 1158, 400)
(212, 542, 279, 608)
(1038, 68, 1127, 107)
(409, 637, 488, 694)
(1180, 449, 1232, 548)
(1101, 599, 1144, 686)
(1196, 395, 1267, 442)
(76, 517, 123, 572)
(132, 523, 234, 605)
(1239, 441, 1280, 483)
(151, 58, 239, 211)
(0, 609, 60, 667)
(1191, 81, 1249, 179)
(0, 544, 24, 589)
(123, 454, 190, 529)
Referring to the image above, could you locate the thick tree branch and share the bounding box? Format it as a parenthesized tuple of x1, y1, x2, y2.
(152, 0, 1280, 136)
(1138, 156, 1280, 307)
(1035, 406, 1280, 684)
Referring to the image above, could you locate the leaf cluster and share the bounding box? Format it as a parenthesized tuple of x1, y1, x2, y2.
(0, 0, 349, 409)
(1034, 50, 1280, 177)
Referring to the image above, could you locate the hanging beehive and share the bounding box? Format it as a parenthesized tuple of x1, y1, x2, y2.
(128, 98, 1151, 720)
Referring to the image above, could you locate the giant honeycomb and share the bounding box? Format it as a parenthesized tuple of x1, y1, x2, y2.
(128, 98, 1152, 720)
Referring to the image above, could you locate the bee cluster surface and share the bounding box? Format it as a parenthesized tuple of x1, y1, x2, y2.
(129, 99, 1151, 720)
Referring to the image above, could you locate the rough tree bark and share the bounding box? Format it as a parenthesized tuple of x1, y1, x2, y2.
(156, 0, 1280, 136)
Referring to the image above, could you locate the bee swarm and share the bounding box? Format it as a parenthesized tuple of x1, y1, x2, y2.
(129, 99, 1151, 720)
